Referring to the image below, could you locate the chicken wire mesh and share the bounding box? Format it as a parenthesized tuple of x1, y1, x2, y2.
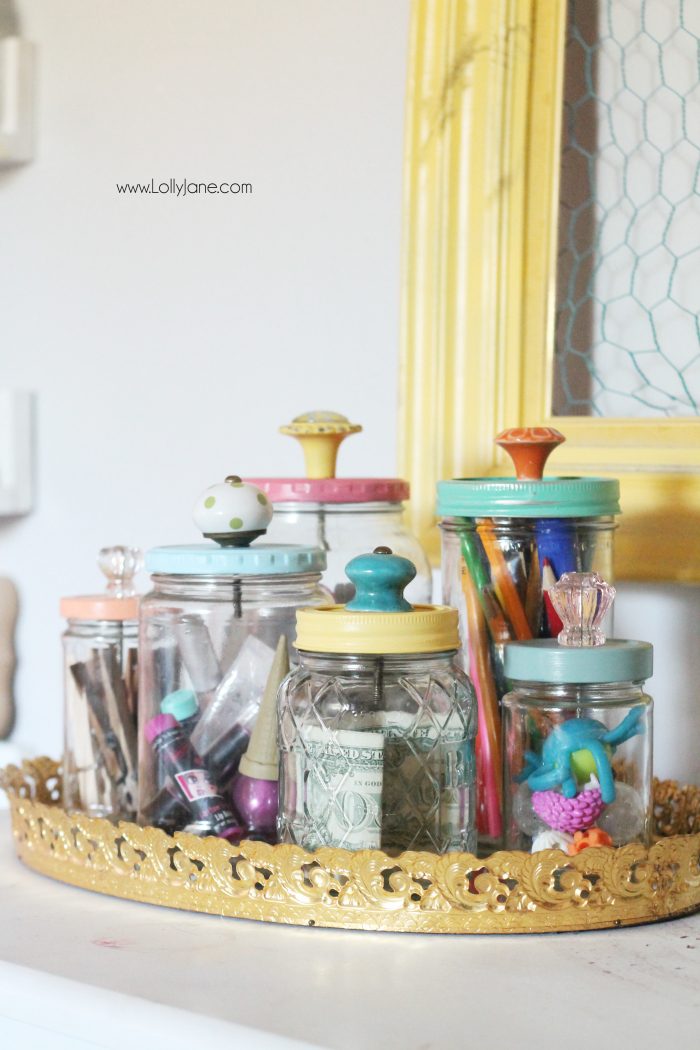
(553, 0, 700, 417)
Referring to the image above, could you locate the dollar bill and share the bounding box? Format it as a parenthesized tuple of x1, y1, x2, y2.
(377, 711, 475, 854)
(293, 726, 384, 851)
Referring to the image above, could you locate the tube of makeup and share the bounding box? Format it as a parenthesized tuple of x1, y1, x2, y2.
(144, 714, 243, 840)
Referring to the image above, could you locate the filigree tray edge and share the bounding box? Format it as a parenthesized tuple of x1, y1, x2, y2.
(3, 759, 700, 935)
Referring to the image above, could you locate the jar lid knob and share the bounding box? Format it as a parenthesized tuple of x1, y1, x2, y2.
(279, 411, 362, 479)
(344, 546, 415, 613)
(495, 426, 566, 480)
(550, 571, 616, 647)
(98, 546, 142, 597)
(192, 476, 273, 547)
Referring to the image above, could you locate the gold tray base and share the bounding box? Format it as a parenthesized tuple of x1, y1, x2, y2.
(3, 759, 700, 934)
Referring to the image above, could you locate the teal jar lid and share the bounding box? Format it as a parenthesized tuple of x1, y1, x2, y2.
(146, 543, 326, 576)
(504, 639, 653, 684)
(437, 476, 621, 518)
(160, 689, 198, 721)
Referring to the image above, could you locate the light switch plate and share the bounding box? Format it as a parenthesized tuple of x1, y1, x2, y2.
(0, 37, 35, 165)
(0, 390, 33, 515)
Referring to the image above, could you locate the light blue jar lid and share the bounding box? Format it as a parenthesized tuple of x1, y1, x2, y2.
(146, 543, 326, 576)
(160, 689, 199, 721)
(437, 477, 621, 518)
(504, 639, 653, 684)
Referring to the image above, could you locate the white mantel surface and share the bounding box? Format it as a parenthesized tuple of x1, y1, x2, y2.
(0, 817, 698, 1049)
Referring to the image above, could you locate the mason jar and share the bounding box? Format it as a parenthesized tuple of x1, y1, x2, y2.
(278, 548, 477, 855)
(61, 547, 141, 820)
(138, 544, 327, 833)
(502, 571, 653, 853)
(437, 427, 621, 850)
(247, 411, 432, 604)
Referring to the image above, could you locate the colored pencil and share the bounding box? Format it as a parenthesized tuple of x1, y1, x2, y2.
(476, 523, 532, 640)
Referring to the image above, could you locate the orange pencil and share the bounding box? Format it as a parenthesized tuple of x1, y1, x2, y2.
(477, 523, 532, 641)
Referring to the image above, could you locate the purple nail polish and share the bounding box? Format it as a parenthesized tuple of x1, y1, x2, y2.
(232, 636, 289, 842)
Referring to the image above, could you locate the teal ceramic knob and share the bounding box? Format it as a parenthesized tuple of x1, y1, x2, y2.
(345, 547, 416, 612)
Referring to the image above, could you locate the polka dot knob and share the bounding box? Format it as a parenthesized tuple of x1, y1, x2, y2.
(193, 475, 273, 547)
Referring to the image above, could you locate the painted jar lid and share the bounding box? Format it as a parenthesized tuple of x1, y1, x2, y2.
(246, 411, 410, 505)
(504, 572, 653, 683)
(147, 476, 326, 576)
(437, 427, 621, 518)
(295, 547, 458, 654)
(60, 546, 141, 621)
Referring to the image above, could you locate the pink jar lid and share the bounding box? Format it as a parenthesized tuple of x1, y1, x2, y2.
(60, 546, 142, 621)
(60, 595, 139, 621)
(246, 477, 410, 504)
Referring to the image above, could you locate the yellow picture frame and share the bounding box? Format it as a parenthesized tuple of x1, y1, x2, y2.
(399, 0, 700, 582)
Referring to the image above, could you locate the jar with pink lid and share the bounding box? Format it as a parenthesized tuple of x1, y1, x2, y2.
(60, 547, 141, 821)
(246, 412, 431, 603)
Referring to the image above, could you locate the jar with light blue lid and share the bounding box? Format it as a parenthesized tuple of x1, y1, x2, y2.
(502, 572, 653, 856)
(138, 476, 328, 834)
(436, 427, 621, 853)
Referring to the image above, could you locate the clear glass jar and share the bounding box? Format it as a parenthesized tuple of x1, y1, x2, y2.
(264, 501, 432, 604)
(62, 618, 139, 820)
(279, 650, 476, 855)
(502, 680, 653, 853)
(138, 563, 327, 833)
(61, 547, 141, 821)
(248, 411, 432, 604)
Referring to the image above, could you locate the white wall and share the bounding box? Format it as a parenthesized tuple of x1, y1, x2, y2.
(0, 0, 410, 755)
(1, 0, 699, 786)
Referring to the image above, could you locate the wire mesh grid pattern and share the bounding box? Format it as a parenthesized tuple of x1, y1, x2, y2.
(553, 0, 700, 417)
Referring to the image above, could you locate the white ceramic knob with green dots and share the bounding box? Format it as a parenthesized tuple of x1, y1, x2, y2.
(193, 475, 273, 547)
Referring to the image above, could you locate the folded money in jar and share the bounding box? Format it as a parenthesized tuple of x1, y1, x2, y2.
(277, 547, 478, 855)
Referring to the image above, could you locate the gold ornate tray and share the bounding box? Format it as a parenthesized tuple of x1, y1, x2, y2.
(2, 758, 699, 934)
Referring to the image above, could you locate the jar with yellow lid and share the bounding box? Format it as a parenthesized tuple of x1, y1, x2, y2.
(278, 548, 477, 855)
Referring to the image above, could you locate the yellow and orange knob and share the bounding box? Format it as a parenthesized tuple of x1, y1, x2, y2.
(280, 411, 362, 479)
(495, 426, 566, 481)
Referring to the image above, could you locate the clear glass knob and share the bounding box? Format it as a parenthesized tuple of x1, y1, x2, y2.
(98, 546, 142, 597)
(549, 571, 615, 648)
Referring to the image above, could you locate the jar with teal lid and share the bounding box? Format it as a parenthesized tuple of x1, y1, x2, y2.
(138, 476, 327, 836)
(502, 572, 653, 854)
(278, 547, 477, 855)
(436, 427, 621, 852)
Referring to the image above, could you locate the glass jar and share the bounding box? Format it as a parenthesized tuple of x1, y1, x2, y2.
(247, 411, 432, 604)
(437, 427, 621, 850)
(278, 548, 477, 855)
(138, 546, 327, 834)
(61, 547, 141, 820)
(502, 572, 653, 854)
(503, 681, 653, 853)
(260, 497, 431, 604)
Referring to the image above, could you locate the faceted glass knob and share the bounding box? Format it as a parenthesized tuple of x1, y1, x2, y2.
(549, 571, 616, 648)
(98, 546, 142, 597)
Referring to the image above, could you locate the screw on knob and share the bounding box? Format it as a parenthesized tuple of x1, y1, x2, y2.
(495, 426, 566, 480)
(550, 571, 616, 648)
(344, 549, 416, 613)
(279, 411, 362, 480)
(98, 546, 142, 597)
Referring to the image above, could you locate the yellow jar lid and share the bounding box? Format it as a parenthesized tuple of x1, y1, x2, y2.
(295, 603, 459, 654)
(295, 547, 459, 654)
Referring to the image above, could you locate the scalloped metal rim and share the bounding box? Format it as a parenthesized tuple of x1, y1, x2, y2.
(2, 759, 700, 934)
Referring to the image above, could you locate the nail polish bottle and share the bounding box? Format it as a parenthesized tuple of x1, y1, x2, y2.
(231, 635, 289, 842)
